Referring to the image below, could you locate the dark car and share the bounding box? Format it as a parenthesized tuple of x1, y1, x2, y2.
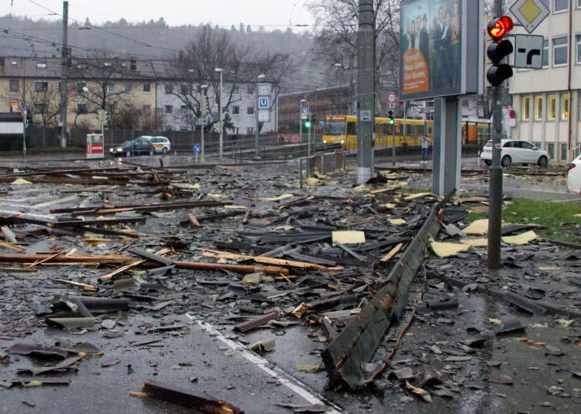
(110, 137, 155, 157)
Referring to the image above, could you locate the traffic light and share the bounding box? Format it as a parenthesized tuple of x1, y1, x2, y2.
(388, 111, 395, 125)
(486, 16, 514, 87)
(303, 119, 312, 129)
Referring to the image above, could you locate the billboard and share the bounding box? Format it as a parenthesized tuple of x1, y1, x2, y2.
(400, 0, 482, 100)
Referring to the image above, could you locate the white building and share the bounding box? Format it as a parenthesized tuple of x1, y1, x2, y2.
(510, 0, 581, 163)
(155, 79, 277, 135)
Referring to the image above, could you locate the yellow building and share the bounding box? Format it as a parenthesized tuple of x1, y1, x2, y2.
(0, 56, 159, 131)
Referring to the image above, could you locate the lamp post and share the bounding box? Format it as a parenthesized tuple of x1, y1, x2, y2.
(214, 67, 224, 161)
(255, 73, 266, 157)
(200, 84, 208, 161)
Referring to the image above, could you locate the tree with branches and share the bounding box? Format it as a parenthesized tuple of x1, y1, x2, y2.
(169, 25, 293, 135)
(308, 0, 401, 112)
(68, 54, 144, 130)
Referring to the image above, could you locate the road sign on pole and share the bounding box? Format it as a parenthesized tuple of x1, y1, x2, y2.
(511, 34, 544, 69)
(509, 0, 550, 34)
(257, 96, 270, 110)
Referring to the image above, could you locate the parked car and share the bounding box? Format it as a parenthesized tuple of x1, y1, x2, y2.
(110, 137, 155, 157)
(567, 155, 581, 193)
(150, 136, 171, 154)
(480, 139, 550, 168)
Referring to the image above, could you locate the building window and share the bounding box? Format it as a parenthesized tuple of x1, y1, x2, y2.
(180, 84, 191, 95)
(553, 36, 569, 66)
(543, 39, 549, 67)
(548, 95, 558, 120)
(77, 103, 88, 114)
(247, 106, 255, 115)
(521, 96, 531, 121)
(34, 81, 48, 92)
(548, 143, 555, 158)
(534, 96, 544, 121)
(554, 0, 569, 12)
(143, 105, 151, 113)
(9, 79, 19, 93)
(125, 82, 133, 93)
(247, 84, 255, 95)
(165, 105, 173, 114)
(143, 82, 151, 92)
(232, 105, 240, 115)
(34, 103, 47, 114)
(165, 84, 174, 94)
(577, 35, 581, 64)
(106, 82, 115, 94)
(561, 143, 569, 161)
(562, 94, 570, 120)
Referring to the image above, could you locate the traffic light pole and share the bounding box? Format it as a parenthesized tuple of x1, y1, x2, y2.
(488, 0, 505, 270)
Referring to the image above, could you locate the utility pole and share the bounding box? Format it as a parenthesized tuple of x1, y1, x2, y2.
(60, 0, 69, 149)
(488, 0, 505, 270)
(356, 0, 375, 184)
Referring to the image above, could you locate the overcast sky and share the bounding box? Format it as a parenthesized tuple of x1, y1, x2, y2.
(4, 0, 314, 28)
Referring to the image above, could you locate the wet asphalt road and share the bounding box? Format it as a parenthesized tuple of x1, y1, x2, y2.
(1, 314, 334, 414)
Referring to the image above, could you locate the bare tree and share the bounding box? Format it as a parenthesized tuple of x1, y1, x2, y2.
(68, 54, 144, 129)
(169, 25, 293, 134)
(308, 0, 401, 111)
(27, 81, 61, 133)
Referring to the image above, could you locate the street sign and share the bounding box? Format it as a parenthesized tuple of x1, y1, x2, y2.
(86, 133, 104, 159)
(193, 143, 201, 154)
(258, 109, 270, 123)
(257, 96, 270, 110)
(360, 110, 372, 122)
(509, 0, 550, 34)
(300, 101, 311, 120)
(511, 34, 544, 69)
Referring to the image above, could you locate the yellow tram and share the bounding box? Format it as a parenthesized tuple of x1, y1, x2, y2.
(322, 115, 491, 150)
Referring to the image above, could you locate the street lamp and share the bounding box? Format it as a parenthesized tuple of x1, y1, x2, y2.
(255, 73, 266, 157)
(214, 67, 224, 160)
(200, 84, 208, 161)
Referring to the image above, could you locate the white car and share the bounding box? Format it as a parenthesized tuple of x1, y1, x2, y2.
(567, 155, 581, 193)
(480, 139, 550, 168)
(149, 136, 171, 154)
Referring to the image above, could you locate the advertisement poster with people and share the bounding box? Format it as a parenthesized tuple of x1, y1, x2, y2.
(400, 0, 462, 99)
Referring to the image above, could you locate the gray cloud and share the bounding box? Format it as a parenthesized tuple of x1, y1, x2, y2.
(4, 0, 313, 28)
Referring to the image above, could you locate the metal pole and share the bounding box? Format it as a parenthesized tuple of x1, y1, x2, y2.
(60, 0, 69, 149)
(488, 0, 504, 270)
(391, 123, 396, 166)
(308, 112, 312, 159)
(22, 111, 27, 156)
(356, 0, 375, 184)
(201, 122, 205, 161)
(255, 85, 260, 158)
(219, 71, 223, 161)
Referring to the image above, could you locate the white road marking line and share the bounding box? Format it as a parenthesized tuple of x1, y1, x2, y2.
(186, 313, 342, 413)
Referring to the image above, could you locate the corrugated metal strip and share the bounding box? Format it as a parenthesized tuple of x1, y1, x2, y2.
(321, 203, 441, 390)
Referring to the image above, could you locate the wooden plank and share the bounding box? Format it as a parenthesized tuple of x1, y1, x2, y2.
(380, 243, 405, 263)
(202, 249, 342, 272)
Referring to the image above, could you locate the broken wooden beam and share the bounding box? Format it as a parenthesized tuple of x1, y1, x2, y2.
(234, 310, 282, 333)
(135, 380, 244, 414)
(201, 249, 342, 272)
(175, 260, 289, 275)
(51, 200, 230, 216)
(0, 253, 135, 266)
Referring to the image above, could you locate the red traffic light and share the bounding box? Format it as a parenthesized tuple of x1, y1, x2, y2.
(487, 16, 514, 42)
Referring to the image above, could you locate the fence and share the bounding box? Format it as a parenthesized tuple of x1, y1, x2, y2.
(0, 127, 289, 155)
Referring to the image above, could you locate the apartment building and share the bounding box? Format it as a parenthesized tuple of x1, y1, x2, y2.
(0, 56, 277, 135)
(510, 0, 581, 162)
